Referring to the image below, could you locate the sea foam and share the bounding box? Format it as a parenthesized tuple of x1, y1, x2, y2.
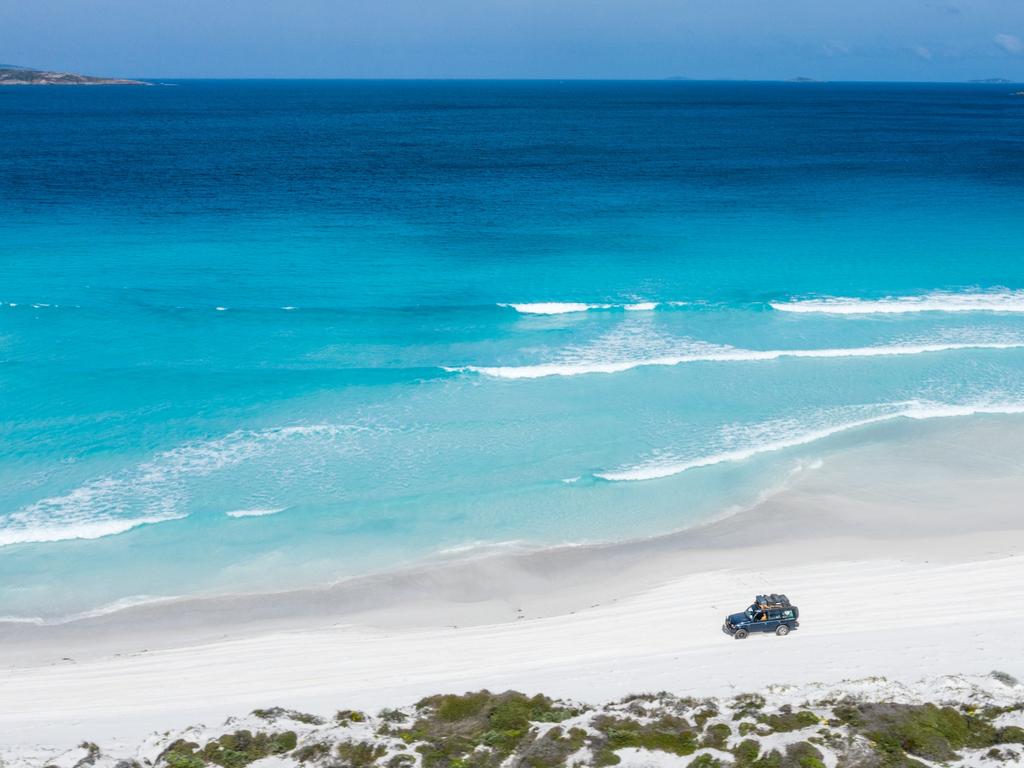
(499, 301, 662, 315)
(597, 401, 1024, 481)
(225, 507, 286, 518)
(1, 423, 368, 548)
(771, 290, 1024, 315)
(451, 341, 1024, 380)
(0, 515, 186, 548)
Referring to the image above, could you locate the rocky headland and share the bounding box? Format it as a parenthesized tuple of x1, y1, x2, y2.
(0, 65, 148, 85)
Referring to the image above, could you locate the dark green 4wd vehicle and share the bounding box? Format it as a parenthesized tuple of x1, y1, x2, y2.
(722, 594, 799, 639)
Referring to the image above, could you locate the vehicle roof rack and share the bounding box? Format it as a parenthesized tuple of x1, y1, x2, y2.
(755, 594, 791, 608)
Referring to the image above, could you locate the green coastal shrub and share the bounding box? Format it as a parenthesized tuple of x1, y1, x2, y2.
(251, 707, 324, 725)
(379, 708, 408, 723)
(336, 740, 387, 768)
(732, 739, 762, 766)
(757, 710, 820, 733)
(618, 693, 658, 704)
(783, 741, 825, 768)
(514, 726, 586, 768)
(693, 705, 720, 729)
(701, 723, 731, 749)
(158, 740, 204, 768)
(999, 725, 1024, 744)
(292, 742, 332, 763)
(688, 756, 725, 768)
(400, 691, 576, 768)
(591, 714, 698, 756)
(986, 747, 1024, 763)
(158, 730, 297, 768)
(730, 742, 822, 768)
(202, 730, 297, 768)
(841, 702, 1009, 763)
(428, 692, 492, 722)
(164, 754, 205, 768)
(732, 695, 767, 720)
(337, 710, 369, 724)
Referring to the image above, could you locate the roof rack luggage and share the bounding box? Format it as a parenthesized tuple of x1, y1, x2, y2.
(755, 594, 791, 608)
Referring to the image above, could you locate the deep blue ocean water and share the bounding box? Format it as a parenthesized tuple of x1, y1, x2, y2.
(2, 81, 1024, 619)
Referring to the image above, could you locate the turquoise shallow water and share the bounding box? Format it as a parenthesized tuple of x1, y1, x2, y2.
(2, 81, 1024, 619)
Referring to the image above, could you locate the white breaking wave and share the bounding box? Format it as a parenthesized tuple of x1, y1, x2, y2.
(2, 302, 66, 309)
(499, 301, 663, 315)
(450, 341, 1024, 380)
(225, 507, 286, 518)
(771, 290, 1024, 315)
(1, 423, 369, 548)
(500, 302, 607, 315)
(597, 401, 1024, 482)
(0, 515, 186, 548)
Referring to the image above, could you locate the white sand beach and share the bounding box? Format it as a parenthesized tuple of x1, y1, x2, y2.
(2, 415, 1023, 753)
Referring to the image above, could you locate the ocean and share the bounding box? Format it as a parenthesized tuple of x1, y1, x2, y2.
(2, 80, 1023, 621)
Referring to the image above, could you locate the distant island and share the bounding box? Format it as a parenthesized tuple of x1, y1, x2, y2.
(968, 77, 1014, 84)
(788, 76, 822, 83)
(0, 64, 149, 85)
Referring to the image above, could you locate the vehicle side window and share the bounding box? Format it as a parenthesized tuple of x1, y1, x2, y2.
(768, 610, 781, 620)
(782, 609, 794, 619)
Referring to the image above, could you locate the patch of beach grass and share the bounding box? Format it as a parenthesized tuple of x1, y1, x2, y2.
(399, 690, 576, 768)
(157, 730, 297, 768)
(589, 713, 697, 762)
(700, 723, 731, 750)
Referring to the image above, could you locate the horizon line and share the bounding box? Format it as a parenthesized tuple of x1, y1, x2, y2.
(109, 76, 1024, 84)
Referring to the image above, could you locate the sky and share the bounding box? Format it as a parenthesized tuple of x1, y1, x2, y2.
(2, 0, 1023, 80)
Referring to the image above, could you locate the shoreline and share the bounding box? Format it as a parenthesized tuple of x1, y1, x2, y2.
(3, 412, 1024, 660)
(3, 555, 1022, 749)
(2, 412, 1023, 748)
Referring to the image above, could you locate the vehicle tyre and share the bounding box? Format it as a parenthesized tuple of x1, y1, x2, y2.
(734, 629, 748, 639)
(776, 625, 790, 636)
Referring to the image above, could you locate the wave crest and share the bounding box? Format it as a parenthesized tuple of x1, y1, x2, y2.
(0, 515, 185, 548)
(450, 341, 1024, 380)
(499, 301, 662, 315)
(225, 507, 286, 519)
(771, 290, 1024, 315)
(1, 424, 368, 548)
(597, 401, 1024, 482)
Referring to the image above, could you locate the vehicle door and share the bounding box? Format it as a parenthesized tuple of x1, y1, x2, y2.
(781, 608, 796, 628)
(750, 609, 769, 632)
(764, 609, 782, 632)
